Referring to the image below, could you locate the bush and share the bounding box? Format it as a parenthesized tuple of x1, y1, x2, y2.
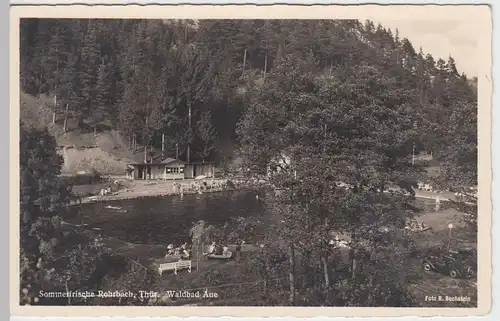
(61, 170, 103, 186)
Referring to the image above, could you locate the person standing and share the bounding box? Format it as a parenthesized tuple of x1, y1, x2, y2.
(235, 240, 242, 262)
(208, 241, 216, 254)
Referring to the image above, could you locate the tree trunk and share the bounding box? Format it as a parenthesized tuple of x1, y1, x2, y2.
(187, 104, 192, 164)
(63, 103, 69, 133)
(65, 282, 71, 305)
(321, 255, 330, 288)
(143, 140, 148, 180)
(350, 231, 357, 279)
(259, 249, 269, 295)
(242, 49, 247, 76)
(367, 274, 373, 302)
(288, 244, 296, 306)
(196, 240, 200, 271)
(321, 214, 330, 288)
(350, 249, 357, 279)
(263, 272, 268, 294)
(263, 53, 268, 78)
(161, 133, 165, 158)
(52, 93, 57, 124)
(38, 69, 43, 97)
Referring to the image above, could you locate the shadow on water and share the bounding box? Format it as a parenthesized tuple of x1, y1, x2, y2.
(65, 190, 266, 245)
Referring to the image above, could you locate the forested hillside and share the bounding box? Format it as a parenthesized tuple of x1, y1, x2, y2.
(20, 19, 477, 172)
(19, 18, 479, 307)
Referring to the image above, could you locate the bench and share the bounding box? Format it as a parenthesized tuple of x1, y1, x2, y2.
(158, 260, 192, 276)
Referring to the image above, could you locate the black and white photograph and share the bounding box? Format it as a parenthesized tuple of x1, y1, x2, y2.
(12, 3, 491, 315)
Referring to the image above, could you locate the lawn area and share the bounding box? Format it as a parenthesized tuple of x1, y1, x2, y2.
(414, 208, 476, 248)
(407, 208, 477, 307)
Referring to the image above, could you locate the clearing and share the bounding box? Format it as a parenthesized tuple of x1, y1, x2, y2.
(21, 92, 141, 175)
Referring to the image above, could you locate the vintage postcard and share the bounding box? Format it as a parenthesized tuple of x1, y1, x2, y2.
(10, 3, 492, 318)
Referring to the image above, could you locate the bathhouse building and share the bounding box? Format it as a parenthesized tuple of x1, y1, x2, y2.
(126, 150, 216, 180)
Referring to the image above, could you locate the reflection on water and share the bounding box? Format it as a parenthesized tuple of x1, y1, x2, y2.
(65, 190, 265, 245)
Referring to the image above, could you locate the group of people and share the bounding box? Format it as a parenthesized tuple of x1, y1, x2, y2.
(164, 240, 244, 261)
(207, 242, 229, 256)
(165, 242, 191, 259)
(98, 185, 113, 196)
(172, 182, 185, 194)
(206, 240, 243, 261)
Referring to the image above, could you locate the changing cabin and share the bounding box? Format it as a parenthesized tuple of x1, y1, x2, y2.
(126, 151, 216, 180)
(126, 152, 185, 180)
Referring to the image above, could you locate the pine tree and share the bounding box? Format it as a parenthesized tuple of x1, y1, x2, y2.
(41, 23, 70, 121)
(446, 55, 459, 77)
(196, 109, 217, 162)
(20, 19, 41, 94)
(79, 21, 102, 123)
(59, 53, 79, 132)
(172, 46, 216, 162)
(155, 65, 179, 158)
(94, 61, 113, 133)
(31, 19, 57, 95)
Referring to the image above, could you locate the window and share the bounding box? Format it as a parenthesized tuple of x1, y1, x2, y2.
(167, 167, 181, 174)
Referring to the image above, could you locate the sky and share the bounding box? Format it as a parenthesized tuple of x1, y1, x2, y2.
(376, 20, 478, 78)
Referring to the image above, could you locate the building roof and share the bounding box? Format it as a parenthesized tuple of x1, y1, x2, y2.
(126, 149, 185, 165)
(125, 148, 216, 165)
(161, 157, 184, 165)
(185, 161, 217, 165)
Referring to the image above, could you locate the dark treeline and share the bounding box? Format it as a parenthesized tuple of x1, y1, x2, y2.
(20, 19, 476, 163)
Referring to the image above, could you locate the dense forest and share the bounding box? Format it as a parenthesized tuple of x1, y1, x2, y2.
(20, 19, 477, 164)
(19, 19, 478, 306)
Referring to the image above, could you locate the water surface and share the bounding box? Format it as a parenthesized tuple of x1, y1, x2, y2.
(65, 190, 265, 244)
